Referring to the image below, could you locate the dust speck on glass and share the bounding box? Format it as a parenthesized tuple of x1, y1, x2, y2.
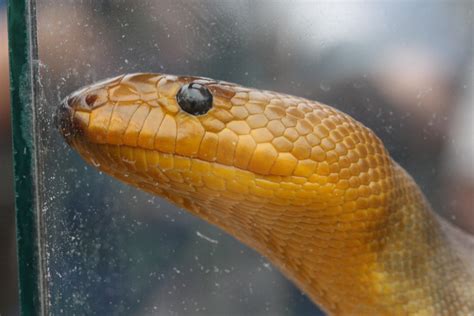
(24, 0, 472, 315)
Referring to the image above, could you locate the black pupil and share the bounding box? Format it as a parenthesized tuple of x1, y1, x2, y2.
(176, 83, 213, 115)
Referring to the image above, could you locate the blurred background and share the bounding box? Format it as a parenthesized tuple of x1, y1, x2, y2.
(2, 1, 473, 315)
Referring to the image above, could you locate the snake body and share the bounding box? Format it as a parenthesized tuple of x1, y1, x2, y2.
(57, 73, 474, 315)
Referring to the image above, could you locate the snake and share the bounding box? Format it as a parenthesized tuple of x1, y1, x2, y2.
(56, 73, 474, 315)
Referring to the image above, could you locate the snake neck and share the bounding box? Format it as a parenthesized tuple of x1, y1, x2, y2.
(367, 164, 474, 315)
(149, 161, 474, 315)
(85, 142, 474, 315)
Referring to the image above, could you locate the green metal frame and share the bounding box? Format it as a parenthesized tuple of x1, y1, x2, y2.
(8, 0, 44, 314)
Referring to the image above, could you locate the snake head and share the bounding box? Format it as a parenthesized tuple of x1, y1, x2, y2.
(58, 72, 391, 218)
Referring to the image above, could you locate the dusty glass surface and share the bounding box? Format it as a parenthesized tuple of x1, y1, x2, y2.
(33, 1, 473, 315)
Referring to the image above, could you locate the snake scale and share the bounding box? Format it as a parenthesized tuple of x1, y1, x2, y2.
(56, 73, 474, 315)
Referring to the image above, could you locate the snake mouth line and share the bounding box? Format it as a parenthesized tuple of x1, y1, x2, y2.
(56, 102, 289, 181)
(55, 99, 254, 183)
(68, 138, 311, 187)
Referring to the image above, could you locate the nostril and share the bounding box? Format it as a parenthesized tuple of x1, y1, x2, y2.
(85, 94, 98, 107)
(67, 95, 79, 107)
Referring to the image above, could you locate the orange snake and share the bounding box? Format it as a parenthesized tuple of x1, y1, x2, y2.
(56, 73, 474, 315)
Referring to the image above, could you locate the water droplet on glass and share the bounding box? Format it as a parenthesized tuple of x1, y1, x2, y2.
(90, 159, 101, 167)
(319, 81, 331, 92)
(353, 81, 365, 89)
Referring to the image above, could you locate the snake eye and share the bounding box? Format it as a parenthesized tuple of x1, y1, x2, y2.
(176, 83, 213, 115)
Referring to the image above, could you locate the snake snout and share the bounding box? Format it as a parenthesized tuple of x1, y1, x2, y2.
(56, 93, 90, 143)
(56, 97, 74, 139)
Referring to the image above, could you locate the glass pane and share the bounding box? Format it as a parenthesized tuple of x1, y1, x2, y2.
(8, 0, 42, 314)
(38, 2, 323, 314)
(12, 0, 473, 314)
(1, 0, 18, 314)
